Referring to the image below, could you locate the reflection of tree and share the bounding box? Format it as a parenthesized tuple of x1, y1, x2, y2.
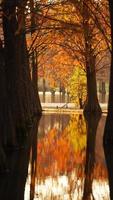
(38, 114, 70, 138)
(67, 114, 86, 153)
(37, 128, 74, 178)
(0, 117, 40, 200)
(30, 117, 41, 200)
(103, 114, 113, 200)
(37, 114, 108, 199)
(37, 114, 86, 179)
(103, 130, 113, 200)
(82, 113, 101, 200)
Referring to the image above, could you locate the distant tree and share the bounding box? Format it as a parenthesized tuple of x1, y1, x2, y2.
(68, 66, 86, 109)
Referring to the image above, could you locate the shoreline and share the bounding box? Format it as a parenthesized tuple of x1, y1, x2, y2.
(42, 107, 108, 115)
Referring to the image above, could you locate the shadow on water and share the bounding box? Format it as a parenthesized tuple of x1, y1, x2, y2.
(103, 115, 113, 200)
(0, 116, 41, 200)
(82, 113, 101, 200)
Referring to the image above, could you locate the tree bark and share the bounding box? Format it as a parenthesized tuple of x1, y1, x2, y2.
(84, 62, 101, 114)
(31, 50, 42, 114)
(103, 1, 113, 199)
(2, 0, 42, 147)
(83, 0, 101, 114)
(42, 78, 46, 103)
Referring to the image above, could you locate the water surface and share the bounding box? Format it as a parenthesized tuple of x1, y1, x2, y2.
(25, 113, 109, 200)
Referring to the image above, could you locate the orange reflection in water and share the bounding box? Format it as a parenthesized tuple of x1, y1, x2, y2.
(26, 114, 109, 200)
(38, 129, 85, 178)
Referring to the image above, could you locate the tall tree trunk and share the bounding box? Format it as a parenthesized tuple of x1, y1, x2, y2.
(31, 50, 42, 114)
(29, 0, 42, 114)
(83, 0, 101, 114)
(103, 1, 113, 199)
(51, 90, 55, 103)
(42, 78, 46, 103)
(103, 0, 113, 142)
(0, 43, 16, 168)
(2, 0, 41, 147)
(84, 61, 101, 113)
(106, 0, 113, 116)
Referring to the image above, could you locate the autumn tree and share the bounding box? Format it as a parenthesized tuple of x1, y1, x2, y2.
(17, 0, 110, 113)
(37, 0, 108, 113)
(26, 0, 82, 103)
(68, 66, 86, 108)
(57, 0, 109, 113)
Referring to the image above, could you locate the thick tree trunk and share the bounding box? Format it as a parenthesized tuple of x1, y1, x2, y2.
(2, 0, 42, 147)
(103, 0, 113, 143)
(106, 0, 113, 116)
(84, 64, 102, 114)
(0, 45, 14, 168)
(103, 1, 113, 199)
(3, 14, 31, 142)
(83, 1, 101, 114)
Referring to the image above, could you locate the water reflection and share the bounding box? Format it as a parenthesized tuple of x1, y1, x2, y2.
(25, 113, 109, 200)
(0, 118, 40, 200)
(35, 114, 86, 200)
(0, 113, 109, 199)
(103, 115, 113, 200)
(83, 114, 101, 200)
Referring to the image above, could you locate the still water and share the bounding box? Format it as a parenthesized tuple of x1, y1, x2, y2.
(24, 113, 110, 200)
